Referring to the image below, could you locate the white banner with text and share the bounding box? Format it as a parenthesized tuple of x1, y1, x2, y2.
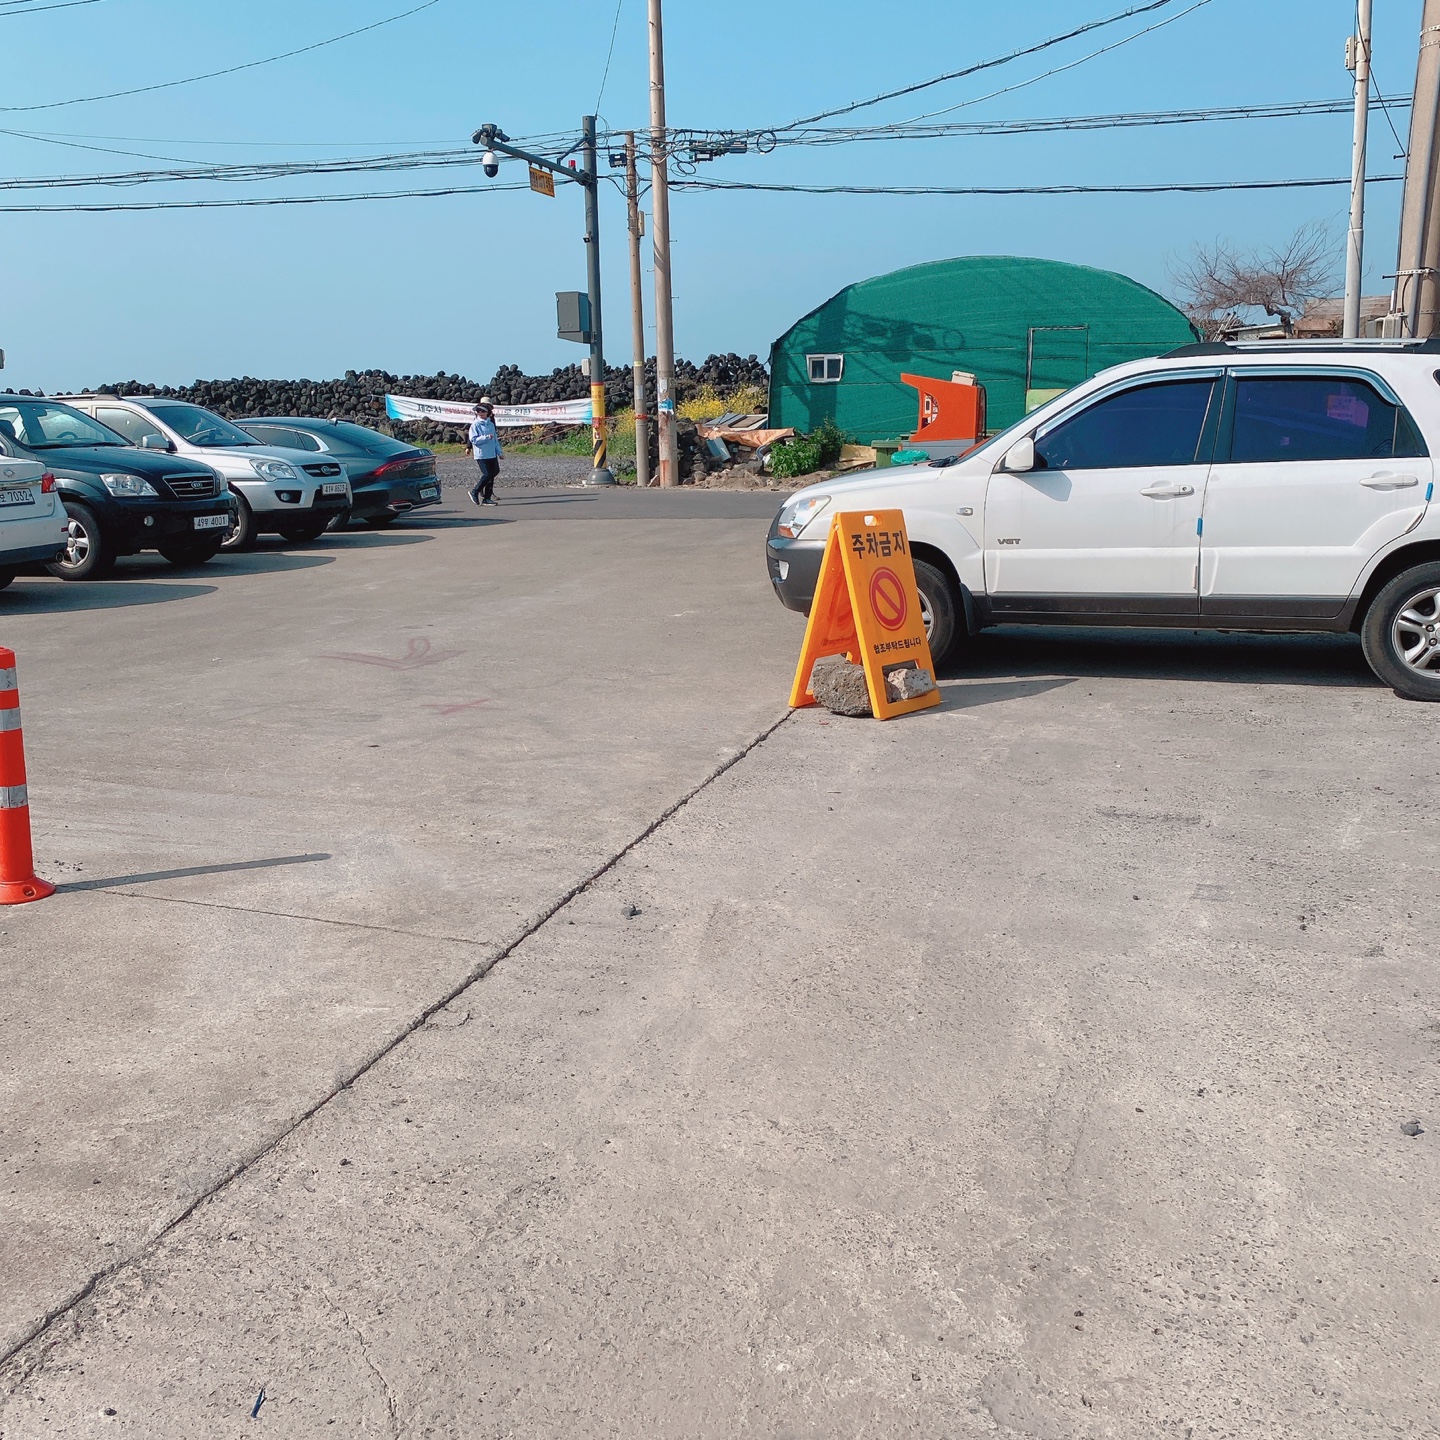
(384, 393, 592, 428)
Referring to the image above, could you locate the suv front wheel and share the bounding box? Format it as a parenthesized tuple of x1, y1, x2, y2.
(220, 494, 256, 552)
(1361, 561, 1440, 699)
(913, 558, 960, 670)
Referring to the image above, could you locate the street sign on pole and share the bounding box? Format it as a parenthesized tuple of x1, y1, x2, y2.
(528, 166, 556, 198)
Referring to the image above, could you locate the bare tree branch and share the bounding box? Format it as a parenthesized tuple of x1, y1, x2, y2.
(1171, 221, 1338, 339)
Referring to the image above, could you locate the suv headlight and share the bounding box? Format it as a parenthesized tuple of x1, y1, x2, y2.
(251, 458, 298, 482)
(100, 473, 158, 498)
(776, 494, 831, 539)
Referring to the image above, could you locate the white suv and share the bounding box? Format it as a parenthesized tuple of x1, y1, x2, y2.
(56, 395, 351, 549)
(768, 339, 1440, 700)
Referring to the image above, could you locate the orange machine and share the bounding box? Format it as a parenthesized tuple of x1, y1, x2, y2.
(901, 372, 987, 449)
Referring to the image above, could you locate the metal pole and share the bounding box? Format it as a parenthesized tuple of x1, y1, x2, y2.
(581, 115, 614, 485)
(1395, 0, 1440, 335)
(648, 0, 678, 487)
(624, 133, 652, 488)
(1344, 0, 1372, 338)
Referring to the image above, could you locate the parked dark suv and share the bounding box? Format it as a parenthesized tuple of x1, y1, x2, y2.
(0, 398, 234, 578)
(240, 418, 439, 528)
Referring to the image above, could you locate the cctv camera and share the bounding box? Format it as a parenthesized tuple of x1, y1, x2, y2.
(481, 150, 499, 178)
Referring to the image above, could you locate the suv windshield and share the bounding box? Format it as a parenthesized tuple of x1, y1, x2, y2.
(150, 403, 257, 448)
(0, 400, 128, 450)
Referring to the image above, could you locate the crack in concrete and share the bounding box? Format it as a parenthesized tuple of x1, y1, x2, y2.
(0, 708, 793, 1375)
(317, 1288, 401, 1438)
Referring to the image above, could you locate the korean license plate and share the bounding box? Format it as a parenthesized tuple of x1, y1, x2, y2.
(321, 482, 347, 496)
(194, 513, 229, 530)
(419, 486, 438, 500)
(0, 487, 34, 506)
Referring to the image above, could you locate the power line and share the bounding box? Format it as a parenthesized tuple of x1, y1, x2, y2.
(0, 0, 106, 16)
(2, 100, 1403, 194)
(780, 0, 1194, 128)
(889, 0, 1214, 127)
(0, 182, 528, 213)
(726, 98, 1408, 151)
(0, 173, 1407, 214)
(0, 148, 487, 191)
(594, 0, 625, 114)
(0, 0, 447, 112)
(671, 175, 1406, 197)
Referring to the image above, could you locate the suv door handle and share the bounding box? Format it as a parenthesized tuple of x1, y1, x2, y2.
(1139, 483, 1194, 498)
(1361, 473, 1419, 489)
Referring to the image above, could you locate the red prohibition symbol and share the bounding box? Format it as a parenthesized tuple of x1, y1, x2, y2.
(869, 567, 908, 631)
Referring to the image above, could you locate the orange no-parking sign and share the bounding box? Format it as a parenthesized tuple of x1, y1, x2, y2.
(788, 508, 941, 721)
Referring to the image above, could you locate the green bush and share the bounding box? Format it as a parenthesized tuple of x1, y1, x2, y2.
(812, 416, 846, 467)
(768, 417, 847, 479)
(769, 434, 822, 479)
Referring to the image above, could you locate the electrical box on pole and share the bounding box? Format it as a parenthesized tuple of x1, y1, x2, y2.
(557, 291, 591, 345)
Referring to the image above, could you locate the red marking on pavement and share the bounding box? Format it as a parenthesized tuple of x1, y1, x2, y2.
(320, 637, 462, 670)
(869, 568, 907, 631)
(424, 700, 491, 716)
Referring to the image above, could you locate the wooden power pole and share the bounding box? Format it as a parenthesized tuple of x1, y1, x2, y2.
(647, 0, 678, 486)
(1396, 0, 1440, 336)
(624, 133, 652, 488)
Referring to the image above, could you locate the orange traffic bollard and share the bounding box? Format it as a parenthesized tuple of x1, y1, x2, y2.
(0, 647, 54, 904)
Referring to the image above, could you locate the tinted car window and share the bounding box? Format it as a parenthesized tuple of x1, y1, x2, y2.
(1231, 375, 1426, 462)
(327, 421, 410, 454)
(1034, 379, 1216, 471)
(247, 425, 321, 451)
(97, 407, 167, 448)
(0, 400, 130, 448)
(147, 403, 257, 447)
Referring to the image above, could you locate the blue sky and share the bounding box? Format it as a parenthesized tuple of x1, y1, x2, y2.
(0, 0, 1422, 391)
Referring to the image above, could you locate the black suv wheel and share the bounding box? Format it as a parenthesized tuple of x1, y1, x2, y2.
(47, 502, 114, 580)
(1361, 561, 1440, 699)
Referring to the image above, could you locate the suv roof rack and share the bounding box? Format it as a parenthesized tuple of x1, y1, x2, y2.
(1167, 338, 1440, 357)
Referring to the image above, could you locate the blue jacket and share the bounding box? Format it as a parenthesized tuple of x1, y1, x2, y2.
(468, 416, 503, 460)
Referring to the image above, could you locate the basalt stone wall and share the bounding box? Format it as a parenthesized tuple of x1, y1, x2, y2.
(10, 353, 769, 447)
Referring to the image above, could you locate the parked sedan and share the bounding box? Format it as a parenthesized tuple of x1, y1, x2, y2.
(0, 399, 233, 578)
(0, 453, 67, 587)
(240, 419, 439, 528)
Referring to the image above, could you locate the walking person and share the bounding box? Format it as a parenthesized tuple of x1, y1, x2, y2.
(467, 398, 503, 506)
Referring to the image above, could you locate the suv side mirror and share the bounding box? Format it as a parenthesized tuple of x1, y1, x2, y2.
(1001, 436, 1035, 472)
(140, 434, 171, 451)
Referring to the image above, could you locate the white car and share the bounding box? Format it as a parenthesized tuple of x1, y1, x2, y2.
(55, 395, 351, 550)
(768, 338, 1440, 700)
(0, 454, 67, 588)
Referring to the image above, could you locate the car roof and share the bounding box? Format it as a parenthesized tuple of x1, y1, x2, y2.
(1166, 338, 1440, 359)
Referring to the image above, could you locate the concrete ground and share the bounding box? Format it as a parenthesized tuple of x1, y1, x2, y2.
(0, 467, 1435, 1438)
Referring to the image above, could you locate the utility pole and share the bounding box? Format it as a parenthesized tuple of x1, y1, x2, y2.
(471, 116, 614, 485)
(624, 133, 652, 487)
(579, 115, 613, 485)
(648, 0, 678, 487)
(1343, 0, 1372, 338)
(1395, 0, 1440, 336)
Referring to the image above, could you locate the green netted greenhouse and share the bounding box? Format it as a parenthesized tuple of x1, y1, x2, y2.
(768, 255, 1199, 442)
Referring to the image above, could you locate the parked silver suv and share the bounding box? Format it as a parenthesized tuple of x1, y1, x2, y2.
(56, 395, 351, 549)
